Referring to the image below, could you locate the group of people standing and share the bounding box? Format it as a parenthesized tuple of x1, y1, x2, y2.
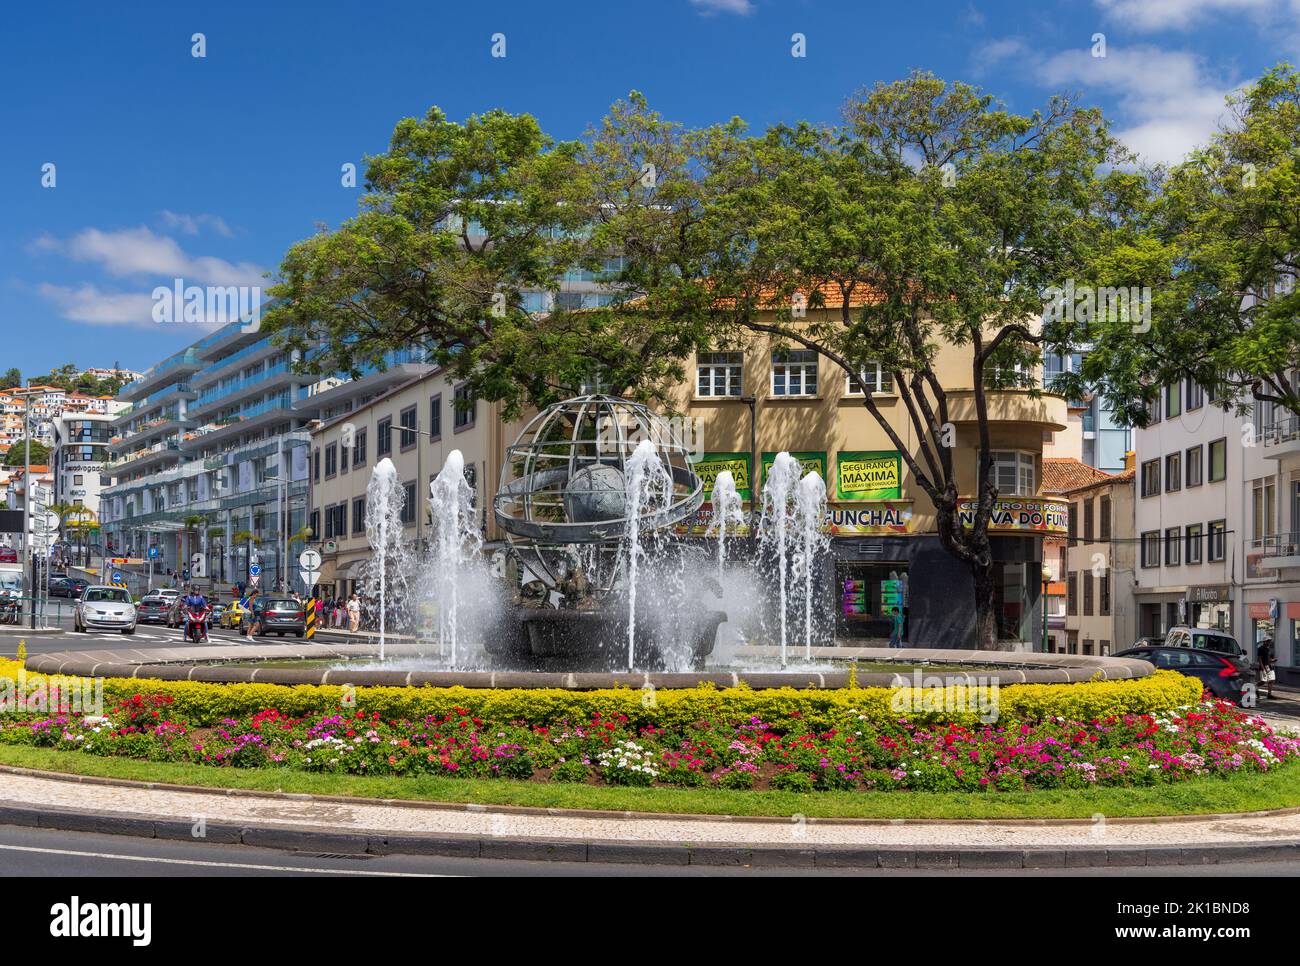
(314, 592, 367, 633)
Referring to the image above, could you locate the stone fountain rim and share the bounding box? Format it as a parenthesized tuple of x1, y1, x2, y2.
(23, 645, 1154, 689)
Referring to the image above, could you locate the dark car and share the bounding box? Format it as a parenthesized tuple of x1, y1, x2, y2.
(136, 595, 172, 624)
(244, 596, 306, 638)
(1116, 646, 1255, 705)
(49, 576, 89, 598)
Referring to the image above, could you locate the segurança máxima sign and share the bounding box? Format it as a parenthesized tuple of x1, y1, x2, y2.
(956, 497, 1068, 534)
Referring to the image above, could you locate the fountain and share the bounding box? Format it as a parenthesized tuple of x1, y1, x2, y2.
(426, 449, 481, 667)
(705, 469, 746, 584)
(758, 452, 802, 666)
(794, 470, 829, 661)
(622, 438, 671, 672)
(363, 457, 411, 662)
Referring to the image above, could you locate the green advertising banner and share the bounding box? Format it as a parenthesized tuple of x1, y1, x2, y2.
(760, 451, 828, 487)
(690, 452, 753, 501)
(835, 450, 903, 501)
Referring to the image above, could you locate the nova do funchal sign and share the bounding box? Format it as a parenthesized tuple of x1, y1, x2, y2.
(956, 497, 1069, 534)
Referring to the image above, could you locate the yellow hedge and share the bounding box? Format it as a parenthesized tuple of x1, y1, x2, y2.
(1, 658, 1202, 730)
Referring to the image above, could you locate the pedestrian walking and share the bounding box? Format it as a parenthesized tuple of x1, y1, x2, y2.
(888, 606, 904, 648)
(347, 593, 361, 633)
(1258, 637, 1276, 699)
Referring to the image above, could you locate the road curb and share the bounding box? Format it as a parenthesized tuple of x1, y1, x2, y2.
(2, 798, 1299, 867)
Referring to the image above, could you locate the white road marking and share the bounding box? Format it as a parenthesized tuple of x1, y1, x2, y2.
(0, 842, 447, 876)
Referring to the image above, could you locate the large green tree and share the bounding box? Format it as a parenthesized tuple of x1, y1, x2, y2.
(611, 73, 1126, 648)
(3, 439, 50, 466)
(1071, 64, 1300, 424)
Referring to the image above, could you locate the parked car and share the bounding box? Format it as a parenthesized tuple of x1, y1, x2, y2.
(218, 600, 247, 630)
(1131, 635, 1165, 649)
(1116, 645, 1253, 704)
(135, 595, 172, 624)
(73, 585, 137, 634)
(1163, 625, 1245, 658)
(0, 547, 17, 563)
(244, 596, 306, 638)
(49, 576, 88, 598)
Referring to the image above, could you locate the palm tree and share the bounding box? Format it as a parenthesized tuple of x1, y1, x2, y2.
(231, 530, 260, 581)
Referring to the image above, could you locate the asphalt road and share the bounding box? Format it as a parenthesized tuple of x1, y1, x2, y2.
(1, 824, 1297, 876)
(0, 611, 301, 657)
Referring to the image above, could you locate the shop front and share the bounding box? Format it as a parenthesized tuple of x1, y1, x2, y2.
(1242, 595, 1300, 686)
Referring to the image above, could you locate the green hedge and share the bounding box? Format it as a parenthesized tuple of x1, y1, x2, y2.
(5, 659, 1203, 729)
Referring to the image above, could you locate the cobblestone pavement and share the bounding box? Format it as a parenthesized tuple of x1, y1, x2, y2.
(2, 770, 1299, 850)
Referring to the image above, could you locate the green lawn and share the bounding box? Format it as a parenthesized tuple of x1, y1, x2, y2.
(2, 744, 1297, 819)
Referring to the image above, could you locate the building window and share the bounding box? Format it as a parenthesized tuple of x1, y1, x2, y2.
(771, 349, 818, 397)
(1099, 494, 1111, 541)
(1165, 382, 1181, 419)
(453, 384, 476, 431)
(1209, 438, 1227, 482)
(1100, 570, 1111, 616)
(1252, 478, 1276, 545)
(400, 481, 417, 526)
(1141, 531, 1161, 568)
(1141, 459, 1160, 497)
(1147, 396, 1162, 424)
(697, 352, 743, 397)
(1186, 522, 1203, 565)
(1185, 445, 1202, 487)
(312, 448, 320, 483)
(1068, 502, 1078, 542)
(1165, 451, 1181, 492)
(845, 362, 893, 395)
(430, 395, 442, 440)
(309, 509, 319, 540)
(1083, 498, 1095, 542)
(324, 443, 337, 478)
(399, 406, 417, 451)
(1165, 526, 1181, 566)
(340, 440, 349, 474)
(352, 496, 365, 534)
(377, 417, 392, 456)
(1186, 381, 1204, 411)
(988, 451, 1036, 497)
(353, 428, 367, 467)
(1208, 519, 1227, 562)
(73, 474, 83, 485)
(1083, 571, 1093, 616)
(1066, 571, 1078, 615)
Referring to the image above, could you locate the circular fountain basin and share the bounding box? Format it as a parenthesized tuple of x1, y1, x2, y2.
(25, 643, 1153, 689)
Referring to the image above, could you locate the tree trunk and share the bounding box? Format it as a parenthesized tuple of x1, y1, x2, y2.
(970, 557, 999, 650)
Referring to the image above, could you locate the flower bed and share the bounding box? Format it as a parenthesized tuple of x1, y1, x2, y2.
(3, 691, 1295, 794)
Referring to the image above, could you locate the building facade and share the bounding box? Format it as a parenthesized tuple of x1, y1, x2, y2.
(664, 298, 1068, 649)
(1062, 463, 1137, 656)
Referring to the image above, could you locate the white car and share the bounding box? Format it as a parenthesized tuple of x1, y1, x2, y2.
(74, 585, 137, 634)
(1164, 625, 1244, 657)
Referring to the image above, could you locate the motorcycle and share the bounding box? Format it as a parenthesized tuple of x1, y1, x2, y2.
(183, 605, 211, 643)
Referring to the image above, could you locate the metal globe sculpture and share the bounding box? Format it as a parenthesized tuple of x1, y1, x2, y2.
(494, 394, 704, 596)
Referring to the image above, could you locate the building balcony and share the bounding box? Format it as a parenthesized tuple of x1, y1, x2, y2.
(117, 352, 203, 402)
(292, 361, 434, 418)
(188, 365, 306, 418)
(104, 440, 184, 477)
(191, 339, 281, 389)
(1263, 416, 1300, 461)
(944, 389, 1069, 432)
(1255, 531, 1300, 570)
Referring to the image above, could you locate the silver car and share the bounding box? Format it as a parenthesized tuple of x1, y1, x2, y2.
(74, 585, 137, 634)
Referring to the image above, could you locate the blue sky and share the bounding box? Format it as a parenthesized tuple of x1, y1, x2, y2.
(3, 0, 1296, 378)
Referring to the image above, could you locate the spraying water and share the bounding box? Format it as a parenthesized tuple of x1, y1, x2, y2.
(705, 470, 746, 583)
(427, 450, 481, 667)
(364, 458, 409, 662)
(759, 452, 802, 666)
(623, 439, 670, 671)
(794, 470, 829, 660)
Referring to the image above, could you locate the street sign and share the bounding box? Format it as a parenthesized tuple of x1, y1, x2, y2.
(148, 546, 160, 559)
(298, 548, 321, 570)
(249, 573, 261, 586)
(110, 571, 126, 587)
(249, 564, 261, 576)
(300, 568, 320, 588)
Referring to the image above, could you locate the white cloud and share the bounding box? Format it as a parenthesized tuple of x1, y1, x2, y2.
(689, 0, 754, 15)
(1036, 46, 1236, 164)
(159, 210, 234, 238)
(1095, 0, 1276, 31)
(972, 36, 1027, 74)
(36, 283, 158, 329)
(37, 226, 264, 287)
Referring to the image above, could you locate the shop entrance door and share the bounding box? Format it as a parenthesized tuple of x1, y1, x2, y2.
(835, 561, 907, 642)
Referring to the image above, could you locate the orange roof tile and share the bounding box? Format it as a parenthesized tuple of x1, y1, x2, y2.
(1041, 457, 1115, 494)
